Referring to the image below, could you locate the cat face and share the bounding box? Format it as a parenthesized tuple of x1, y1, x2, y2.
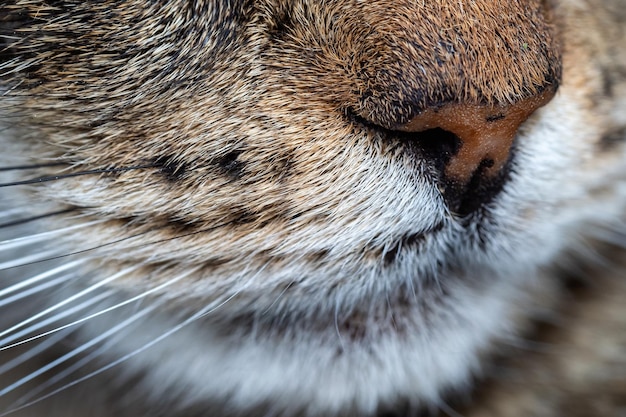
(1, 0, 565, 296)
(0, 0, 625, 415)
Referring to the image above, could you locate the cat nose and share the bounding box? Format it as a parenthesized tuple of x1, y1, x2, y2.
(393, 89, 556, 184)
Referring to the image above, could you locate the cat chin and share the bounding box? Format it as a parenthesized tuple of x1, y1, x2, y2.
(74, 267, 540, 416)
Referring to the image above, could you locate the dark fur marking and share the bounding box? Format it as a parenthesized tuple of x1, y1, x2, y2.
(216, 150, 245, 179)
(308, 249, 330, 263)
(272, 152, 296, 182)
(230, 208, 258, 225)
(598, 59, 626, 98)
(267, 5, 294, 41)
(152, 156, 187, 181)
(599, 126, 626, 151)
(166, 217, 202, 233)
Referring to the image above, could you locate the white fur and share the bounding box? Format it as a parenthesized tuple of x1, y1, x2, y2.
(69, 86, 626, 414)
(0, 3, 625, 415)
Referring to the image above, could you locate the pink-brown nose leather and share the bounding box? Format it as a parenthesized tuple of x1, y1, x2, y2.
(395, 89, 556, 183)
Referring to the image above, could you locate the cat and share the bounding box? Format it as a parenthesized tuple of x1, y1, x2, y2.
(0, 0, 625, 416)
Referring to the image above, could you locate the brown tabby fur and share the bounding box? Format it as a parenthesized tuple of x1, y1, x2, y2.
(0, 0, 625, 416)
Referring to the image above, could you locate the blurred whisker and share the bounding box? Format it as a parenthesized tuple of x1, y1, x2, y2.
(1, 264, 263, 414)
(0, 164, 157, 188)
(0, 209, 76, 229)
(0, 229, 155, 272)
(0, 292, 113, 352)
(0, 163, 69, 172)
(0, 328, 73, 377)
(0, 266, 137, 341)
(1, 268, 196, 352)
(14, 329, 119, 406)
(0, 261, 82, 301)
(0, 220, 105, 252)
(0, 273, 77, 309)
(0, 304, 156, 399)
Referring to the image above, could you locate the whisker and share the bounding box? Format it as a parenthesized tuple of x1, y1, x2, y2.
(0, 261, 82, 301)
(0, 268, 196, 351)
(0, 163, 69, 172)
(0, 220, 104, 253)
(14, 272, 197, 404)
(0, 292, 114, 352)
(0, 251, 60, 270)
(13, 330, 120, 406)
(1, 301, 223, 416)
(1, 205, 249, 273)
(0, 209, 76, 229)
(0, 216, 245, 274)
(0, 268, 261, 415)
(0, 273, 77, 310)
(0, 328, 73, 377)
(197, 263, 265, 321)
(7, 222, 235, 271)
(0, 164, 157, 188)
(262, 280, 294, 314)
(0, 229, 156, 272)
(334, 298, 345, 352)
(0, 266, 137, 341)
(0, 304, 156, 399)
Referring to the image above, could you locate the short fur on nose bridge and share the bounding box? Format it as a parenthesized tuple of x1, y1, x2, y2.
(394, 89, 556, 182)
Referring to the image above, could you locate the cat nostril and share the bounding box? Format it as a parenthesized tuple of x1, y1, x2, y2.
(351, 82, 558, 214)
(353, 87, 559, 215)
(394, 88, 557, 185)
(406, 128, 463, 175)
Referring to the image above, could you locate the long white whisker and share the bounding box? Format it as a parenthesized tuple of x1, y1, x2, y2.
(0, 270, 261, 416)
(0, 260, 83, 300)
(0, 220, 103, 252)
(262, 281, 293, 314)
(197, 262, 268, 320)
(14, 328, 125, 405)
(0, 208, 27, 221)
(0, 328, 73, 376)
(2, 303, 220, 416)
(0, 274, 77, 309)
(0, 303, 156, 399)
(0, 268, 196, 351)
(0, 292, 113, 352)
(0, 266, 137, 340)
(0, 250, 62, 270)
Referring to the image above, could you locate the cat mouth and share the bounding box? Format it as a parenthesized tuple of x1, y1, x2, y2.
(376, 221, 447, 267)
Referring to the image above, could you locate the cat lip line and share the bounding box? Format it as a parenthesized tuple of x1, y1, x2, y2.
(382, 220, 447, 257)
